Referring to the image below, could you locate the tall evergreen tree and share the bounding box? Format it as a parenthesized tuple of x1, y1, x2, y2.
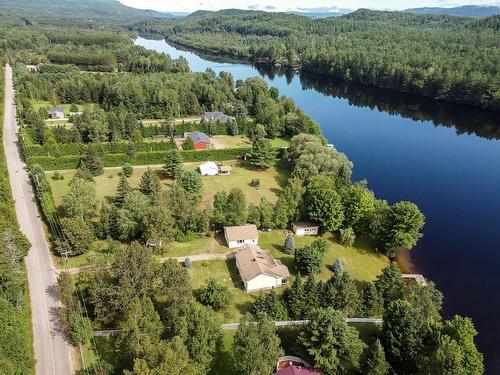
(139, 168, 161, 197)
(115, 174, 131, 207)
(81, 146, 103, 176)
(299, 307, 364, 374)
(375, 263, 403, 307)
(164, 149, 183, 178)
(382, 300, 424, 373)
(249, 138, 276, 169)
(360, 339, 390, 375)
(323, 270, 359, 316)
(284, 276, 305, 318)
(359, 282, 384, 317)
(233, 313, 283, 375)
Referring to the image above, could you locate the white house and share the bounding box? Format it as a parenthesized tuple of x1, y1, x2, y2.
(292, 221, 319, 236)
(199, 161, 219, 176)
(235, 244, 290, 292)
(224, 224, 258, 249)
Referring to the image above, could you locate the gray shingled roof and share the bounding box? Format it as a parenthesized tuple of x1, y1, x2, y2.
(203, 111, 229, 123)
(184, 131, 210, 144)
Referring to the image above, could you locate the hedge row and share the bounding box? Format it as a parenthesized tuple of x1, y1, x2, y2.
(28, 147, 253, 170)
(23, 139, 177, 157)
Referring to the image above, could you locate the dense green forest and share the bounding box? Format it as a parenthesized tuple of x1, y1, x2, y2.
(133, 9, 500, 110)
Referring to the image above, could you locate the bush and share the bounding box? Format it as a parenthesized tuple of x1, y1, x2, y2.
(198, 278, 232, 310)
(340, 227, 356, 247)
(122, 163, 133, 177)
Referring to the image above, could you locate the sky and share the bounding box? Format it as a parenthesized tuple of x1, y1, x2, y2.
(119, 0, 499, 13)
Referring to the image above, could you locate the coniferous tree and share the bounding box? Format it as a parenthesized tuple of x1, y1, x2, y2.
(233, 313, 283, 375)
(359, 282, 384, 317)
(323, 270, 359, 316)
(122, 163, 133, 177)
(164, 149, 183, 178)
(375, 263, 404, 307)
(81, 146, 103, 176)
(252, 290, 288, 320)
(284, 276, 305, 318)
(303, 276, 319, 314)
(115, 174, 131, 207)
(139, 168, 161, 197)
(283, 234, 295, 254)
(360, 339, 390, 375)
(250, 138, 276, 169)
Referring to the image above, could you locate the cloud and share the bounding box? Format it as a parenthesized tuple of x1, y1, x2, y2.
(296, 6, 353, 13)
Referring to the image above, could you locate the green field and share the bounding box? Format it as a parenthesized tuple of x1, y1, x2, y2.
(48, 161, 288, 210)
(32, 100, 84, 115)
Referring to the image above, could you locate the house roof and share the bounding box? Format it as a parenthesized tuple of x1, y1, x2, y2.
(185, 131, 211, 144)
(51, 107, 64, 113)
(203, 111, 229, 123)
(276, 366, 321, 375)
(293, 221, 319, 229)
(224, 224, 258, 243)
(234, 244, 290, 282)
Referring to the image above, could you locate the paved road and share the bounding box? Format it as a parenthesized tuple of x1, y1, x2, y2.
(3, 64, 73, 375)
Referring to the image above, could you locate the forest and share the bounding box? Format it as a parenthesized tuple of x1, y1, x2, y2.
(133, 9, 500, 110)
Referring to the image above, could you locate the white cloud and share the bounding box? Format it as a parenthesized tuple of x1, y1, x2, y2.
(119, 0, 499, 13)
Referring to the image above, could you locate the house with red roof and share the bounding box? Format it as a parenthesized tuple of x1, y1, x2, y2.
(275, 365, 321, 375)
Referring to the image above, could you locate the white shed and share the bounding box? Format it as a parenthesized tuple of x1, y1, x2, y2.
(224, 224, 258, 249)
(199, 161, 219, 176)
(235, 244, 290, 292)
(292, 221, 319, 236)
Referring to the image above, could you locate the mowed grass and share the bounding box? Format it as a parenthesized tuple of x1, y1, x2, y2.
(32, 100, 85, 115)
(48, 161, 288, 210)
(210, 135, 289, 149)
(187, 230, 388, 323)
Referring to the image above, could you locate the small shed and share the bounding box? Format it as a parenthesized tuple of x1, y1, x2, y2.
(218, 165, 232, 175)
(292, 222, 319, 236)
(50, 107, 64, 120)
(199, 161, 219, 176)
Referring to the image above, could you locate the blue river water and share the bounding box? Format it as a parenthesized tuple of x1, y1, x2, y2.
(135, 37, 500, 372)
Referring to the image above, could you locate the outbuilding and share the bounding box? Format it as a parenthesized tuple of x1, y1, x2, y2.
(292, 222, 319, 236)
(202, 111, 229, 124)
(224, 224, 258, 249)
(50, 107, 65, 120)
(234, 244, 290, 292)
(199, 161, 219, 176)
(184, 131, 212, 150)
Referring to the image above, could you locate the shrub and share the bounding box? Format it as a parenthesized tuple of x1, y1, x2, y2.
(340, 227, 356, 247)
(198, 278, 232, 310)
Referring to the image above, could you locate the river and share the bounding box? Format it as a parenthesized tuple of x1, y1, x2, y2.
(135, 36, 500, 372)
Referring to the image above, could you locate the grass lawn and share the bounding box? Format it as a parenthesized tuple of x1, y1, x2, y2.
(166, 234, 229, 257)
(259, 231, 388, 284)
(210, 135, 289, 149)
(32, 100, 85, 115)
(48, 161, 288, 210)
(190, 259, 260, 323)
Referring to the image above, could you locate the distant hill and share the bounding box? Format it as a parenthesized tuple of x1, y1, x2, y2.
(288, 11, 345, 19)
(405, 5, 500, 17)
(0, 0, 177, 22)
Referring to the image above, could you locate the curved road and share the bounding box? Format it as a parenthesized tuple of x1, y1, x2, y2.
(3, 64, 73, 374)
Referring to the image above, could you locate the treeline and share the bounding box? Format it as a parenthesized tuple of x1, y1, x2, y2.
(142, 9, 500, 110)
(0, 65, 35, 373)
(17, 69, 320, 141)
